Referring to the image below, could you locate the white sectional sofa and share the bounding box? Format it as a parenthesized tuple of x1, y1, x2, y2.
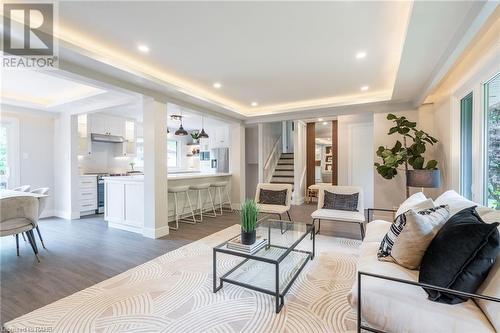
(348, 191, 499, 333)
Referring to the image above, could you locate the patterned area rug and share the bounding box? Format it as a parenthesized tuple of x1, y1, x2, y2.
(4, 225, 360, 333)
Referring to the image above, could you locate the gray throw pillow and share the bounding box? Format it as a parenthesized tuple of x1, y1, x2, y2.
(259, 189, 287, 205)
(323, 191, 359, 211)
(379, 204, 450, 269)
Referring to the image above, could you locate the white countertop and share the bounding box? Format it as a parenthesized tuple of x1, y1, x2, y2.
(103, 173, 231, 182)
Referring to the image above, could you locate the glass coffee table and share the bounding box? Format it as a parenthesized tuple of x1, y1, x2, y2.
(213, 217, 315, 313)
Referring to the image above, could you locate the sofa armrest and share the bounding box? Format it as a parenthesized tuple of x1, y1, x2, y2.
(357, 271, 500, 333)
(366, 208, 396, 223)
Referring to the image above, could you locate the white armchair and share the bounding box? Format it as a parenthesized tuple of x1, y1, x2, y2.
(255, 183, 293, 221)
(311, 185, 366, 238)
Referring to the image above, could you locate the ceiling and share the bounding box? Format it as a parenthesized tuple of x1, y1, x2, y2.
(56, 1, 412, 115)
(0, 69, 139, 113)
(1, 1, 493, 119)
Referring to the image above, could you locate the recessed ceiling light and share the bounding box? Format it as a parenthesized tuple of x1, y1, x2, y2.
(137, 44, 149, 53)
(361, 86, 369, 91)
(251, 102, 258, 107)
(322, 121, 328, 125)
(318, 118, 323, 121)
(213, 82, 222, 89)
(356, 51, 366, 59)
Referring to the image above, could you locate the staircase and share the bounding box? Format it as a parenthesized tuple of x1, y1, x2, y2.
(270, 153, 294, 185)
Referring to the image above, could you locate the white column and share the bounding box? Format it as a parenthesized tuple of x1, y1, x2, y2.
(53, 113, 79, 219)
(142, 97, 169, 238)
(230, 123, 245, 207)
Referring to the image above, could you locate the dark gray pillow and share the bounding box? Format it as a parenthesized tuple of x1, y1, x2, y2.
(259, 189, 287, 205)
(323, 191, 359, 211)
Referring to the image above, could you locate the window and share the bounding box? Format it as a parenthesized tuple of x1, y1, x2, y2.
(167, 140, 178, 168)
(485, 73, 500, 209)
(460, 92, 473, 199)
(134, 137, 144, 168)
(0, 125, 8, 189)
(0, 118, 19, 189)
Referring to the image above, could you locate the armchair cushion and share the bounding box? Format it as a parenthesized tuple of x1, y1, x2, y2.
(323, 191, 359, 211)
(258, 189, 287, 206)
(256, 204, 289, 215)
(311, 209, 365, 223)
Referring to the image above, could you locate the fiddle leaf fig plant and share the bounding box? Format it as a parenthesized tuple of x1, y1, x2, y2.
(374, 114, 438, 180)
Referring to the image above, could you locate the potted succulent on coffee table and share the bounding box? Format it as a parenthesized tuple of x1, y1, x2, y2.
(240, 199, 259, 245)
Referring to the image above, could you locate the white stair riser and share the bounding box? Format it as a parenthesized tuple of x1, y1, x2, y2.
(275, 164, 294, 170)
(274, 171, 294, 176)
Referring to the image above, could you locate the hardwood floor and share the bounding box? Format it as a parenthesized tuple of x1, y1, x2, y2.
(0, 203, 361, 325)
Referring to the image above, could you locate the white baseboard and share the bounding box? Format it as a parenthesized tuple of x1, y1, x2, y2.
(53, 210, 80, 220)
(292, 196, 305, 205)
(40, 209, 55, 219)
(142, 225, 170, 239)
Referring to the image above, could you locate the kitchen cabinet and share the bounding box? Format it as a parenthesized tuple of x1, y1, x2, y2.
(89, 114, 124, 137)
(79, 175, 97, 216)
(209, 126, 229, 148)
(77, 114, 91, 156)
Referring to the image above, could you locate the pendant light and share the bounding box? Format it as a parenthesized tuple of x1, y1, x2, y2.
(175, 110, 188, 136)
(198, 115, 209, 138)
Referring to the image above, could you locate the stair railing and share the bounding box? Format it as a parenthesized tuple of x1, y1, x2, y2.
(263, 135, 282, 183)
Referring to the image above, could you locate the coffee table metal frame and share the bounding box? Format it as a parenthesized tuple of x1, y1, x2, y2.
(213, 220, 315, 313)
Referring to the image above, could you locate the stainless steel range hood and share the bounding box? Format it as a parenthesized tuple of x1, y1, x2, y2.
(91, 133, 125, 143)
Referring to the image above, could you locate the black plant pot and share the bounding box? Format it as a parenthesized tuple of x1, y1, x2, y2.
(241, 230, 256, 245)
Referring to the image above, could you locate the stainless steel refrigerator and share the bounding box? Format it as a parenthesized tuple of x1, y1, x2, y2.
(211, 148, 229, 173)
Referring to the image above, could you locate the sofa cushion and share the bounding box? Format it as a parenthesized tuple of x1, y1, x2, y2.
(390, 205, 449, 269)
(435, 190, 491, 218)
(476, 238, 500, 332)
(258, 189, 287, 205)
(311, 209, 365, 223)
(323, 191, 359, 211)
(396, 192, 427, 217)
(378, 199, 435, 263)
(419, 206, 500, 304)
(348, 239, 495, 333)
(364, 220, 392, 242)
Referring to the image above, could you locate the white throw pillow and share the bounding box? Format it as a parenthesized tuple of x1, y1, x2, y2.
(435, 190, 491, 217)
(396, 192, 427, 217)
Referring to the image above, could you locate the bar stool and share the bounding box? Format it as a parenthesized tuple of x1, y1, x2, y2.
(189, 183, 217, 222)
(210, 181, 233, 215)
(168, 185, 196, 230)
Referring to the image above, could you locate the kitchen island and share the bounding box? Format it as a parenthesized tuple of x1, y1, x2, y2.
(103, 172, 231, 236)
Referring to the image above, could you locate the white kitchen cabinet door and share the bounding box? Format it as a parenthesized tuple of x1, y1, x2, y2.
(89, 114, 106, 135)
(124, 183, 143, 226)
(105, 182, 125, 221)
(107, 116, 124, 137)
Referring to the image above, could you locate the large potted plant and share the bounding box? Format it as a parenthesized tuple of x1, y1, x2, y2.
(374, 114, 439, 198)
(240, 199, 259, 245)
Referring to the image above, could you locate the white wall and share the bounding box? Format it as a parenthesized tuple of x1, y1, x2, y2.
(245, 126, 259, 199)
(293, 120, 307, 204)
(425, 11, 499, 205)
(1, 107, 56, 217)
(229, 123, 246, 206)
(338, 113, 374, 208)
(257, 121, 282, 181)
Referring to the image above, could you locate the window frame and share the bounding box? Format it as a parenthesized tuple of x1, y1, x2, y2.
(167, 139, 180, 169)
(0, 117, 20, 189)
(483, 72, 500, 209)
